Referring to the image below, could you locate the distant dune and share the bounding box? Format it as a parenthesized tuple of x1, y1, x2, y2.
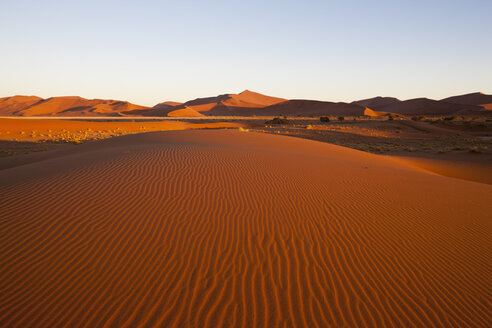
(0, 96, 44, 115)
(2, 91, 492, 117)
(375, 97, 483, 115)
(152, 101, 184, 110)
(247, 99, 369, 117)
(167, 107, 205, 117)
(351, 96, 401, 110)
(0, 96, 149, 117)
(174, 90, 288, 116)
(0, 130, 490, 327)
(441, 92, 492, 110)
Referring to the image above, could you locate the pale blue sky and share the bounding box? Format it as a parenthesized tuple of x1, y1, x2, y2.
(1, 0, 491, 106)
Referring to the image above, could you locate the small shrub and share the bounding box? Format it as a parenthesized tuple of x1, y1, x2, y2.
(265, 117, 291, 125)
(338, 116, 345, 121)
(320, 116, 330, 122)
(469, 146, 481, 153)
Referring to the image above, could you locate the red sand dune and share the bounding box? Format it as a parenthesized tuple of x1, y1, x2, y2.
(377, 97, 483, 116)
(221, 90, 287, 108)
(154, 101, 183, 108)
(174, 93, 368, 117)
(254, 99, 368, 117)
(167, 108, 205, 117)
(352, 96, 401, 110)
(3, 91, 492, 117)
(0, 96, 44, 116)
(185, 90, 285, 109)
(0, 96, 149, 117)
(363, 107, 389, 117)
(442, 92, 492, 110)
(395, 155, 492, 185)
(152, 101, 184, 111)
(0, 130, 490, 327)
(183, 90, 287, 116)
(152, 90, 288, 116)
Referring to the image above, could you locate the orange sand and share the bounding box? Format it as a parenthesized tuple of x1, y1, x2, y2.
(395, 155, 492, 185)
(0, 130, 491, 327)
(0, 118, 242, 142)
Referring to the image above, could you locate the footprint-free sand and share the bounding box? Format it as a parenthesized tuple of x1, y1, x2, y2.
(0, 130, 490, 327)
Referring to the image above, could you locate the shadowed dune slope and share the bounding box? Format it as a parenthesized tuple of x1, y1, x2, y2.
(379, 97, 483, 115)
(0, 96, 44, 116)
(352, 96, 401, 110)
(0, 130, 491, 327)
(253, 99, 368, 117)
(441, 92, 492, 109)
(153, 101, 183, 109)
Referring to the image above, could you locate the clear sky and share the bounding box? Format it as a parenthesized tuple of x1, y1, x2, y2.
(1, 0, 491, 106)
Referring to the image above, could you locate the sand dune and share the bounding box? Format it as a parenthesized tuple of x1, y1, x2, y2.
(363, 107, 389, 117)
(378, 97, 483, 115)
(0, 96, 44, 116)
(221, 90, 287, 108)
(0, 130, 490, 327)
(184, 90, 285, 109)
(395, 155, 492, 185)
(352, 96, 401, 110)
(442, 92, 492, 109)
(0, 96, 149, 117)
(3, 91, 492, 117)
(167, 108, 205, 117)
(148, 90, 288, 117)
(153, 101, 183, 109)
(179, 94, 366, 117)
(255, 99, 368, 117)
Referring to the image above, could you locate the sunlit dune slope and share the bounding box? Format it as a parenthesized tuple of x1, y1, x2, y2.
(0, 96, 149, 116)
(167, 108, 205, 117)
(0, 130, 491, 327)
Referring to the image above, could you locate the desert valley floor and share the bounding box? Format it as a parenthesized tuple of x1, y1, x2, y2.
(0, 128, 491, 327)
